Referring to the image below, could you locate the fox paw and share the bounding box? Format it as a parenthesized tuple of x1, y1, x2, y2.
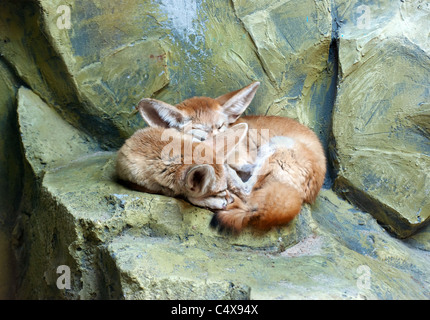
(188, 191, 233, 210)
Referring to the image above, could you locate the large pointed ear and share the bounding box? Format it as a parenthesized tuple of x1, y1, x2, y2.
(212, 123, 248, 162)
(136, 98, 188, 128)
(185, 164, 215, 196)
(215, 81, 260, 123)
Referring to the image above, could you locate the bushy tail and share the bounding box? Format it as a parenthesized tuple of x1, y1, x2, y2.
(210, 182, 303, 233)
(303, 163, 326, 204)
(302, 141, 327, 204)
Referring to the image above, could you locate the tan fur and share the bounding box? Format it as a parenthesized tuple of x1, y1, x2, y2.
(212, 183, 302, 233)
(116, 124, 247, 210)
(214, 114, 326, 232)
(235, 115, 326, 203)
(135, 82, 326, 232)
(212, 141, 322, 233)
(176, 97, 230, 137)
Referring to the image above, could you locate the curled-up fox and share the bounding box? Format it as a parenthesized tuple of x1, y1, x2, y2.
(116, 122, 248, 210)
(136, 81, 326, 233)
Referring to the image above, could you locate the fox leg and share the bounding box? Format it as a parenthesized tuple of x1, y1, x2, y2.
(225, 165, 251, 199)
(188, 190, 233, 210)
(211, 183, 302, 233)
(225, 147, 273, 199)
(210, 193, 253, 233)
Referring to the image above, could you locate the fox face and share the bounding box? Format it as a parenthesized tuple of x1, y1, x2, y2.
(116, 122, 248, 210)
(136, 82, 260, 141)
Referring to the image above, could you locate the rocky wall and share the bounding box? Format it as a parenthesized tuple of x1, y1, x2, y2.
(0, 0, 429, 299)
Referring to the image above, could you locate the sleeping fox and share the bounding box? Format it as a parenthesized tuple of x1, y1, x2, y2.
(116, 122, 248, 210)
(135, 82, 326, 232)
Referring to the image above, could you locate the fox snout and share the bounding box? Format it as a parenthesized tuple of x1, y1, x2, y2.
(187, 189, 233, 210)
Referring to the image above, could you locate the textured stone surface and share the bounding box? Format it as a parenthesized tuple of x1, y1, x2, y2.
(13, 88, 430, 299)
(20, 0, 334, 147)
(0, 0, 429, 299)
(22, 153, 430, 298)
(332, 0, 430, 237)
(0, 57, 24, 299)
(17, 88, 98, 178)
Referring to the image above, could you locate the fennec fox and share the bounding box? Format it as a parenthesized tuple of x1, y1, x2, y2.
(136, 82, 326, 232)
(116, 123, 248, 210)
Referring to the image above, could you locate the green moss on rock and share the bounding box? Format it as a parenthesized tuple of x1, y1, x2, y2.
(333, 39, 430, 237)
(2, 0, 430, 299)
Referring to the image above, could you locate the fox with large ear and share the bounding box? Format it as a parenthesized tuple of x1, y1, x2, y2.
(134, 82, 327, 233)
(116, 122, 248, 210)
(136, 82, 260, 141)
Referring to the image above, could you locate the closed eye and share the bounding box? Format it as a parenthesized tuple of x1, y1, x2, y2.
(219, 189, 228, 195)
(189, 129, 208, 142)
